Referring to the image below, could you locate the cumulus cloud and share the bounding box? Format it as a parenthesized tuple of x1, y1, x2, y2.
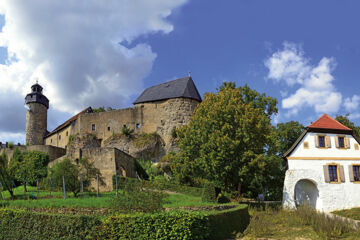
(344, 95, 360, 112)
(265, 42, 343, 116)
(0, 0, 187, 142)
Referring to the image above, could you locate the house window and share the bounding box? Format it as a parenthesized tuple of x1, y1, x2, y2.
(303, 142, 309, 149)
(355, 144, 359, 150)
(328, 165, 338, 182)
(108, 126, 111, 131)
(353, 165, 360, 182)
(318, 136, 325, 148)
(92, 124, 96, 131)
(338, 137, 345, 148)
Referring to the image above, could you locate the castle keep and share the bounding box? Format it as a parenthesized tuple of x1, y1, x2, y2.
(20, 77, 201, 191)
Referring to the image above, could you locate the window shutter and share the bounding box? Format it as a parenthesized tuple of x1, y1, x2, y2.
(345, 137, 350, 149)
(335, 136, 339, 148)
(323, 165, 330, 183)
(315, 136, 319, 148)
(326, 136, 331, 148)
(349, 165, 355, 182)
(340, 165, 345, 182)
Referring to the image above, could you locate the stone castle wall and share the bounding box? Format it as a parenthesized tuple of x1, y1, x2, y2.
(77, 97, 199, 147)
(0, 145, 66, 162)
(26, 103, 47, 145)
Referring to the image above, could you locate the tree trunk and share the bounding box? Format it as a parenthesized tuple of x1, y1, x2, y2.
(237, 183, 241, 196)
(23, 182, 27, 192)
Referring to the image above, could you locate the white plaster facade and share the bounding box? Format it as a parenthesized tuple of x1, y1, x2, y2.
(283, 131, 360, 212)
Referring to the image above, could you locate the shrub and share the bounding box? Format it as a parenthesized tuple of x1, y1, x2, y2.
(202, 182, 217, 202)
(7, 142, 14, 149)
(217, 193, 230, 204)
(110, 179, 167, 213)
(0, 205, 250, 240)
(121, 125, 134, 138)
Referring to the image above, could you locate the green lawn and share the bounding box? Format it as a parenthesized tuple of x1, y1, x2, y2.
(0, 186, 222, 210)
(333, 207, 360, 221)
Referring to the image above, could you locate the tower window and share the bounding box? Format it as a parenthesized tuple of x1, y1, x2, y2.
(92, 124, 96, 131)
(108, 126, 110, 131)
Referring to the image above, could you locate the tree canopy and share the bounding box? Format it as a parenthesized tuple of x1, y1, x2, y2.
(171, 83, 278, 195)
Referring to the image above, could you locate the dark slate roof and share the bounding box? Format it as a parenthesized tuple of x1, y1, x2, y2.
(45, 107, 92, 138)
(133, 77, 202, 104)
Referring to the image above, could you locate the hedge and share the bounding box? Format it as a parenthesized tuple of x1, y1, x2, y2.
(0, 205, 249, 240)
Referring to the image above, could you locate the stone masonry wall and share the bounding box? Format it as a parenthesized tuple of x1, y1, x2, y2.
(26, 102, 47, 145)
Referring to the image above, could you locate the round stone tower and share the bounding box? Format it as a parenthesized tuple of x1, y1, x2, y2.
(25, 83, 49, 145)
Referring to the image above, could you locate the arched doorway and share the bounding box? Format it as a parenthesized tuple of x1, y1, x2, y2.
(294, 179, 319, 209)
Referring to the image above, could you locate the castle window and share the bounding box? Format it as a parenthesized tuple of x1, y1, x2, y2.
(108, 126, 110, 131)
(328, 165, 338, 182)
(136, 123, 141, 129)
(59, 135, 61, 140)
(66, 131, 68, 136)
(51, 139, 52, 143)
(92, 124, 96, 131)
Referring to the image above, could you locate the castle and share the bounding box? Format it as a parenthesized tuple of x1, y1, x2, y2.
(4, 77, 201, 191)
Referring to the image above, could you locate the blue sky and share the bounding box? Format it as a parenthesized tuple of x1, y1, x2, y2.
(0, 0, 360, 143)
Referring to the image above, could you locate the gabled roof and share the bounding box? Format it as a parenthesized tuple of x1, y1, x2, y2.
(283, 114, 355, 159)
(133, 77, 202, 104)
(45, 107, 92, 138)
(308, 114, 351, 131)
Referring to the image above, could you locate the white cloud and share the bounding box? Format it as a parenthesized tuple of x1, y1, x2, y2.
(344, 95, 360, 112)
(265, 42, 343, 115)
(0, 0, 187, 142)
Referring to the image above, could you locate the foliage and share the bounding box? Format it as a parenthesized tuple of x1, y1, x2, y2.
(201, 182, 217, 203)
(67, 134, 75, 147)
(171, 127, 177, 139)
(99, 204, 249, 240)
(110, 179, 167, 213)
(244, 205, 358, 239)
(274, 121, 305, 156)
(9, 150, 49, 192)
(133, 160, 149, 180)
(0, 153, 14, 199)
(7, 142, 14, 149)
(172, 83, 278, 195)
(0, 205, 249, 240)
(133, 132, 160, 148)
(92, 106, 106, 113)
(0, 208, 101, 240)
(336, 114, 360, 137)
(121, 125, 134, 138)
(333, 207, 360, 221)
(135, 158, 162, 180)
(160, 152, 176, 163)
(48, 158, 102, 197)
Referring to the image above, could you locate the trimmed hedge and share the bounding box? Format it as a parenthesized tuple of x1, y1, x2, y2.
(0, 205, 249, 240)
(0, 208, 100, 240)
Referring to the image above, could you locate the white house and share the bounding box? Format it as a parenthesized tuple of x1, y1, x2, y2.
(282, 114, 360, 212)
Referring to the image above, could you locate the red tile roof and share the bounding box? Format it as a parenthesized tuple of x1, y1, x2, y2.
(45, 107, 92, 138)
(307, 114, 351, 131)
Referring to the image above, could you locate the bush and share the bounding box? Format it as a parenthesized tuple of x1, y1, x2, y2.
(0, 205, 249, 240)
(0, 208, 101, 240)
(110, 179, 167, 213)
(121, 125, 134, 138)
(202, 182, 217, 202)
